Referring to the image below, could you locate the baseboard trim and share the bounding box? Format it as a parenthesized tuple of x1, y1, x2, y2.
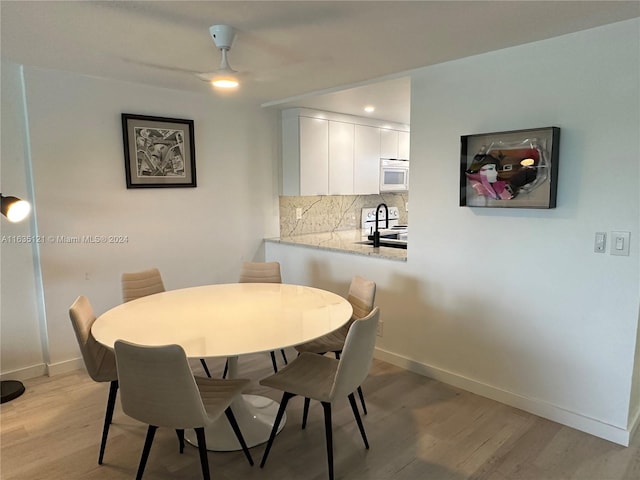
(46, 358, 85, 377)
(374, 347, 631, 446)
(0, 363, 47, 381)
(1, 358, 85, 381)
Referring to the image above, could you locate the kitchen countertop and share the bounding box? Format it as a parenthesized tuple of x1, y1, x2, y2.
(265, 230, 407, 262)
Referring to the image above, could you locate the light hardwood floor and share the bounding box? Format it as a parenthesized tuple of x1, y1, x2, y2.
(1, 352, 638, 480)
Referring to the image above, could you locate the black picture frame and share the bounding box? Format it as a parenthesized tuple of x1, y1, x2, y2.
(460, 127, 560, 208)
(122, 113, 196, 188)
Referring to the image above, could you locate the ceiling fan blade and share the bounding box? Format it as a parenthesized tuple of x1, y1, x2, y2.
(120, 57, 203, 74)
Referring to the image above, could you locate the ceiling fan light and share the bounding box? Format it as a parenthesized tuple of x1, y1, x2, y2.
(212, 76, 239, 89)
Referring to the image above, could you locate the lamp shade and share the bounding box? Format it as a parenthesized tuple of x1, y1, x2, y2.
(0, 194, 31, 222)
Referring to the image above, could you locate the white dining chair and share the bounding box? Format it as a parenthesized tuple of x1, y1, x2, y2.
(295, 275, 376, 416)
(68, 295, 119, 465)
(121, 268, 213, 378)
(259, 306, 380, 480)
(114, 340, 254, 480)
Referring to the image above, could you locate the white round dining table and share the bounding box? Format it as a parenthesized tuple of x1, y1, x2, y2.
(92, 283, 353, 451)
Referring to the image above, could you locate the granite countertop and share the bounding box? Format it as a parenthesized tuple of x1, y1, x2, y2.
(265, 230, 407, 262)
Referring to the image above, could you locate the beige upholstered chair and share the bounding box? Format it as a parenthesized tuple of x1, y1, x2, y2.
(259, 307, 380, 480)
(69, 295, 119, 465)
(114, 340, 254, 480)
(121, 268, 212, 378)
(121, 267, 165, 303)
(223, 261, 287, 377)
(295, 275, 376, 414)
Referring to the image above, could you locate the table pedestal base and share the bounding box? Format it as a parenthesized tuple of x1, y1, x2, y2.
(185, 394, 286, 451)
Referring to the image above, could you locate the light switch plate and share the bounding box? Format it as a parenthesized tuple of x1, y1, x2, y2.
(594, 232, 606, 253)
(610, 231, 630, 256)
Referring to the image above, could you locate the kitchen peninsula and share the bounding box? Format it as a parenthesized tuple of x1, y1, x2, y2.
(266, 230, 407, 261)
(267, 194, 409, 262)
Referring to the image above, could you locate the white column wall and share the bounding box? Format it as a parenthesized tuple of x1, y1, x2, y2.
(1, 63, 46, 378)
(267, 19, 640, 444)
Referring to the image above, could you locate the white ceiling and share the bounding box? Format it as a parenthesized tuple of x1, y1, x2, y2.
(2, 1, 638, 124)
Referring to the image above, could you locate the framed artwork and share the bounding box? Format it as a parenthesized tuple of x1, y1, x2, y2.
(122, 113, 196, 188)
(460, 127, 560, 208)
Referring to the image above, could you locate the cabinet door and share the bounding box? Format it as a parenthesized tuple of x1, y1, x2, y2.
(354, 124, 381, 194)
(380, 128, 399, 159)
(398, 131, 410, 160)
(329, 121, 355, 195)
(299, 116, 329, 195)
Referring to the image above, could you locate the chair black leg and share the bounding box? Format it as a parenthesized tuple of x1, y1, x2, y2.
(302, 397, 311, 429)
(357, 385, 368, 415)
(260, 391, 294, 468)
(195, 427, 210, 480)
(348, 393, 369, 449)
(200, 359, 212, 378)
(136, 425, 157, 480)
(224, 407, 254, 466)
(98, 380, 118, 465)
(270, 351, 278, 373)
(321, 402, 334, 480)
(280, 349, 288, 365)
(222, 359, 228, 379)
(176, 429, 185, 453)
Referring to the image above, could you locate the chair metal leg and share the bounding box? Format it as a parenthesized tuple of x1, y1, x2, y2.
(176, 429, 185, 453)
(136, 425, 157, 480)
(260, 391, 294, 468)
(224, 407, 254, 466)
(222, 359, 228, 379)
(302, 397, 311, 429)
(280, 349, 288, 365)
(195, 427, 211, 480)
(357, 385, 368, 415)
(321, 402, 334, 480)
(348, 393, 369, 449)
(200, 359, 212, 378)
(98, 380, 118, 465)
(270, 351, 278, 373)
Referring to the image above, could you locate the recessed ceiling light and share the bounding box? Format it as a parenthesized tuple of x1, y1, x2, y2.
(364, 105, 375, 113)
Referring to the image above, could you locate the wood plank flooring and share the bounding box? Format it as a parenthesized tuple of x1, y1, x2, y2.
(1, 352, 638, 480)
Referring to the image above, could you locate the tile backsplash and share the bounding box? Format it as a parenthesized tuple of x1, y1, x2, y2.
(280, 193, 408, 236)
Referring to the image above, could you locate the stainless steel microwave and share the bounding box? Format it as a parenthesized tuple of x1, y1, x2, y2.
(380, 159, 409, 192)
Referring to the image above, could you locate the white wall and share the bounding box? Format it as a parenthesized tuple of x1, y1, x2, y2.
(1, 63, 46, 377)
(1, 65, 280, 374)
(267, 19, 640, 445)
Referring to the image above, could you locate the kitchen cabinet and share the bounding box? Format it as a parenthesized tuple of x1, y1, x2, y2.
(398, 131, 410, 160)
(380, 128, 410, 160)
(329, 121, 355, 195)
(282, 108, 409, 196)
(299, 116, 329, 195)
(354, 125, 380, 194)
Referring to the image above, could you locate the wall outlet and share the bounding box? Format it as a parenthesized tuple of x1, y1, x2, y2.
(296, 207, 303, 220)
(377, 321, 384, 337)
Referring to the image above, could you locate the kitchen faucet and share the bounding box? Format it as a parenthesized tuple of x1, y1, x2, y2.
(372, 203, 388, 248)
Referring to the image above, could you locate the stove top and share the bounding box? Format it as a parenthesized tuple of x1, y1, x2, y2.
(361, 206, 408, 244)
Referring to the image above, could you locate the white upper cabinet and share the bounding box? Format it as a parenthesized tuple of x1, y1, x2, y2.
(299, 116, 329, 195)
(282, 108, 409, 196)
(398, 130, 410, 160)
(328, 121, 355, 195)
(380, 128, 410, 160)
(354, 125, 380, 194)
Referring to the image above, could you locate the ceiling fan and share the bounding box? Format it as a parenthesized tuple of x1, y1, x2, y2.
(195, 24, 241, 89)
